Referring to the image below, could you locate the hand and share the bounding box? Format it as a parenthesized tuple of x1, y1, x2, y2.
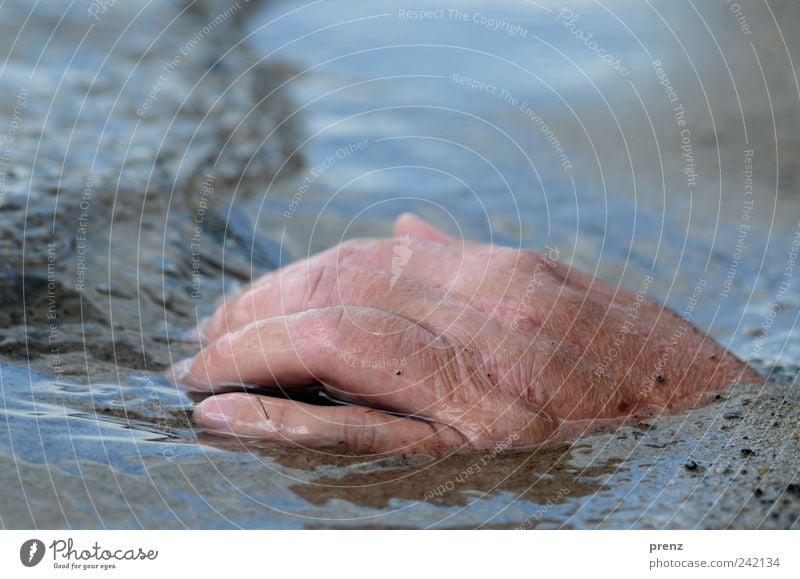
(170, 213, 762, 455)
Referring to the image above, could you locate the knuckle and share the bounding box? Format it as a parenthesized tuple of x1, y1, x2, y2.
(502, 248, 545, 274)
(303, 265, 336, 308)
(334, 238, 398, 269)
(265, 401, 289, 433)
(334, 238, 370, 263)
(207, 333, 234, 367)
(204, 307, 227, 338)
(344, 412, 376, 451)
(517, 249, 545, 271)
(492, 246, 525, 267)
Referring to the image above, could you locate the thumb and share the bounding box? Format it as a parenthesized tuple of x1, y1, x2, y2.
(392, 213, 456, 244)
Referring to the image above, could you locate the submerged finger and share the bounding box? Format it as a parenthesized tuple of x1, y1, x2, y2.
(194, 392, 470, 454)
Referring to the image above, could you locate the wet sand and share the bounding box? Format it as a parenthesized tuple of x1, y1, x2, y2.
(1, 362, 796, 529)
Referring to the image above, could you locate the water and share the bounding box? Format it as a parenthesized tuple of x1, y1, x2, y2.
(1, 0, 798, 529)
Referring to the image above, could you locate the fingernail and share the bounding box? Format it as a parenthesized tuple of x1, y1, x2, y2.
(195, 396, 239, 431)
(166, 358, 193, 386)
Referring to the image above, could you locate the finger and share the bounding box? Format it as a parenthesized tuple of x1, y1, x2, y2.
(392, 213, 457, 244)
(173, 306, 453, 413)
(201, 264, 458, 342)
(201, 237, 536, 345)
(198, 237, 464, 339)
(216, 213, 455, 316)
(193, 392, 470, 454)
(201, 242, 534, 343)
(282, 238, 464, 284)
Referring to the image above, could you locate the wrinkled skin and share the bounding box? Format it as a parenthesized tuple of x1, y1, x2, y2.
(170, 214, 763, 455)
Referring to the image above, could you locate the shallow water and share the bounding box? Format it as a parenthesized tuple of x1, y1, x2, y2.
(1, 0, 799, 528)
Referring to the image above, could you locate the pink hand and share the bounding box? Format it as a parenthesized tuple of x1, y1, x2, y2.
(170, 214, 762, 455)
